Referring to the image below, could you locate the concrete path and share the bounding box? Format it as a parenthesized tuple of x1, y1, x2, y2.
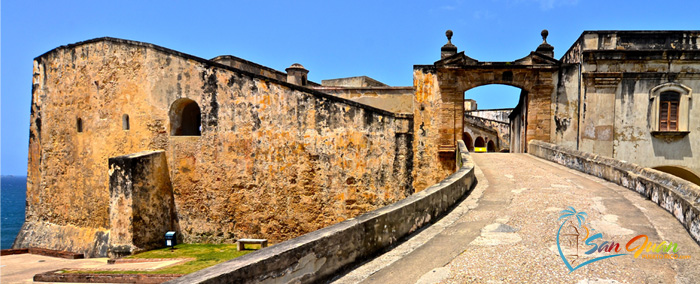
(332, 153, 700, 284)
(0, 253, 184, 283)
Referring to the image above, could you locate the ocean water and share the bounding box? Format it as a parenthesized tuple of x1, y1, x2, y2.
(1, 176, 26, 249)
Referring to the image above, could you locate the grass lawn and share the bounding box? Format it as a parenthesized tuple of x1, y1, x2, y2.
(67, 243, 258, 275)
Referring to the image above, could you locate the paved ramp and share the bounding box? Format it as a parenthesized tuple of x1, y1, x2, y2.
(332, 153, 700, 283)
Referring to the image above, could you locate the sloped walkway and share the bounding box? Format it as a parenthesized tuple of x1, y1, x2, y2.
(332, 153, 700, 283)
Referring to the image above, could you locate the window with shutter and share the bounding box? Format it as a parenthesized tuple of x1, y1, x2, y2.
(659, 91, 680, 131)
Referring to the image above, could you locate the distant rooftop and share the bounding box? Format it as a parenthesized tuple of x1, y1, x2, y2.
(322, 76, 388, 87)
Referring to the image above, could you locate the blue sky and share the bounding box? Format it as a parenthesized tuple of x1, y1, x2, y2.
(2, 0, 699, 175)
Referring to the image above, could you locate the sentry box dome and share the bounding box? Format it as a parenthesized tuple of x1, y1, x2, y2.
(165, 231, 177, 247)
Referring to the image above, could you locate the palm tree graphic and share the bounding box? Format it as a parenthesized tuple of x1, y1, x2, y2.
(556, 206, 626, 273)
(558, 206, 587, 262)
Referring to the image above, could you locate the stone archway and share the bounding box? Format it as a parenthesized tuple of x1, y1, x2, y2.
(436, 64, 556, 154)
(475, 137, 485, 148)
(487, 140, 497, 152)
(412, 30, 559, 190)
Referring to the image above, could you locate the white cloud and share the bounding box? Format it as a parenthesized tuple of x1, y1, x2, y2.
(508, 0, 579, 11)
(538, 0, 579, 10)
(473, 10, 496, 20)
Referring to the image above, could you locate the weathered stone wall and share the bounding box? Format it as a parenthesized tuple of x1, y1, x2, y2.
(167, 141, 475, 284)
(552, 63, 580, 150)
(556, 31, 700, 176)
(609, 76, 700, 175)
(529, 140, 700, 245)
(12, 222, 109, 258)
(321, 76, 388, 87)
(210, 55, 288, 82)
(412, 66, 453, 191)
(19, 37, 414, 255)
(108, 150, 175, 257)
(313, 86, 414, 114)
(465, 109, 512, 123)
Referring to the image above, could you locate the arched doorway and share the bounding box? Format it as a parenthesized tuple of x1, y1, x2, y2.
(169, 98, 202, 136)
(464, 85, 521, 111)
(474, 137, 486, 152)
(464, 84, 520, 154)
(653, 166, 700, 186)
(475, 137, 485, 147)
(463, 132, 474, 152)
(487, 140, 496, 152)
(411, 30, 558, 188)
(416, 34, 557, 154)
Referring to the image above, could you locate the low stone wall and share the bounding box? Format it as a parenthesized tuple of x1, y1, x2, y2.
(528, 140, 700, 245)
(167, 141, 475, 284)
(12, 221, 109, 258)
(0, 247, 85, 258)
(34, 270, 182, 284)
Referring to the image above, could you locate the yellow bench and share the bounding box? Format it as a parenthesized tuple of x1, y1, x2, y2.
(474, 147, 487, 153)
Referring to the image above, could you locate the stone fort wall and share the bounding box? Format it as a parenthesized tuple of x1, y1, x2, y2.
(17, 38, 414, 256)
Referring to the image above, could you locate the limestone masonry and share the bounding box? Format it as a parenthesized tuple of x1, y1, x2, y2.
(14, 30, 700, 257)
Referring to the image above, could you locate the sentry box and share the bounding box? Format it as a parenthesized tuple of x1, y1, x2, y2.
(165, 231, 177, 248)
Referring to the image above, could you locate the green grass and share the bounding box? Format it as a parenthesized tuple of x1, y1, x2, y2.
(66, 244, 255, 275)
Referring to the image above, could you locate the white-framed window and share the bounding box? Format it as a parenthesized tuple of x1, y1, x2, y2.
(649, 83, 691, 132)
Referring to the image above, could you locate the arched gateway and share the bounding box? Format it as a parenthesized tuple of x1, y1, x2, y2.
(412, 30, 559, 176)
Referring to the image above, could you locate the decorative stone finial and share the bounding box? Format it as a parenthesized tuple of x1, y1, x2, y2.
(541, 29, 549, 44)
(536, 29, 554, 58)
(441, 29, 458, 59)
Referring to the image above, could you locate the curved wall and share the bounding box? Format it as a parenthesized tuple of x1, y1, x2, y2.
(529, 140, 700, 245)
(168, 141, 475, 284)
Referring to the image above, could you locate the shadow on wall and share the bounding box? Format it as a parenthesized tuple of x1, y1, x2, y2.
(651, 136, 692, 160)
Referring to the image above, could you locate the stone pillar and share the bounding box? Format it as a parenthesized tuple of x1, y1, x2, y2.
(108, 150, 175, 258)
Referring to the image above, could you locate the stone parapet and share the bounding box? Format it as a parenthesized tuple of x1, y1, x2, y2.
(167, 141, 475, 284)
(529, 140, 700, 245)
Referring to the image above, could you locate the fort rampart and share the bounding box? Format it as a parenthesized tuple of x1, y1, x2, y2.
(15, 38, 414, 256)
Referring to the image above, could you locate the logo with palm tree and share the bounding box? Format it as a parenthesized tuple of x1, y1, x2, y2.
(556, 206, 626, 273)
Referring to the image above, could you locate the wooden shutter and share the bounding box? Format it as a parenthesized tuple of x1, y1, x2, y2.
(659, 92, 680, 131)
